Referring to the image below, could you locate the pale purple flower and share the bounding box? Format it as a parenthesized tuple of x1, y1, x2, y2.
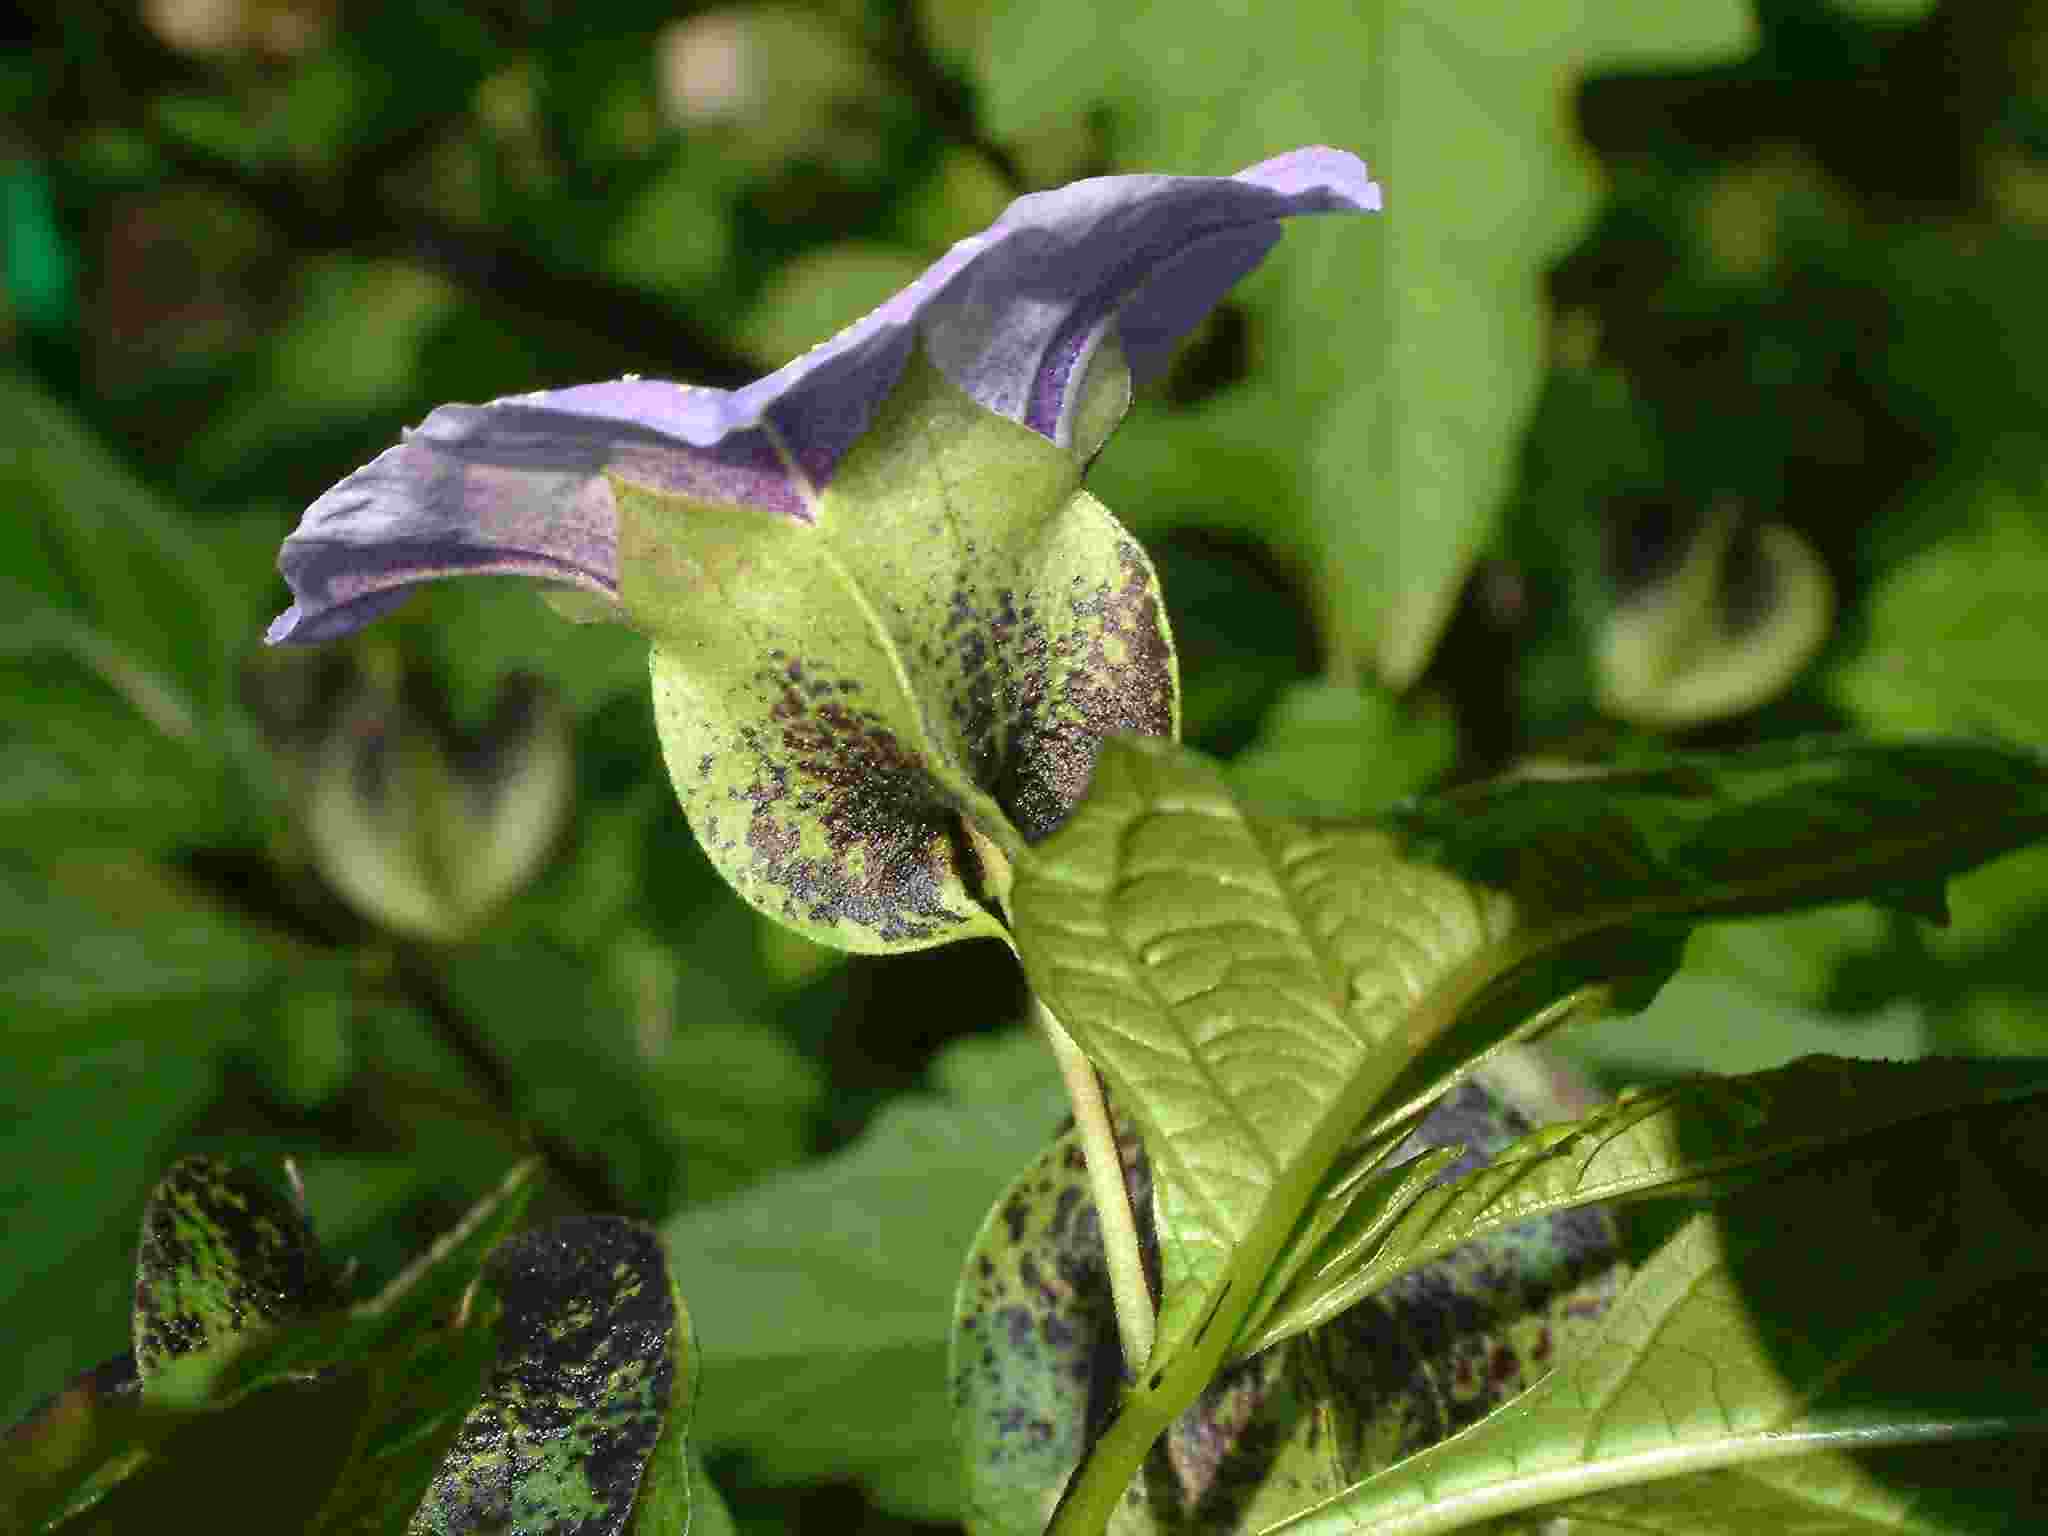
(267, 147, 1382, 645)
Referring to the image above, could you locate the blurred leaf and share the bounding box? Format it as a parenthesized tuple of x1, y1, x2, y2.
(408, 582, 649, 725)
(1833, 456, 2048, 749)
(0, 1044, 218, 1427)
(0, 858, 275, 1021)
(665, 1027, 1067, 1519)
(976, 0, 1755, 685)
(1552, 969, 1928, 1089)
(1877, 229, 2048, 457)
(1681, 904, 1893, 1012)
(1276, 1094, 2048, 1536)
(1828, 0, 1935, 19)
(602, 154, 736, 302)
(656, 4, 885, 174)
(1009, 735, 2048, 1515)
(1227, 680, 1454, 817)
(0, 861, 282, 1421)
(0, 371, 236, 690)
(274, 0, 494, 172)
(0, 371, 254, 852)
(730, 242, 930, 369)
(181, 260, 457, 497)
(1243, 1055, 2048, 1356)
(436, 933, 821, 1214)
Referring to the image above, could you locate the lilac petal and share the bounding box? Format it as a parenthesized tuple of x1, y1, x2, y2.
(265, 385, 808, 644)
(269, 146, 1380, 645)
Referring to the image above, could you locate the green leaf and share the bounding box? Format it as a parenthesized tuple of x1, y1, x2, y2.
(1831, 457, 2048, 749)
(666, 1027, 1068, 1519)
(1270, 1093, 2048, 1535)
(7, 1163, 539, 1532)
(1227, 682, 1454, 818)
(1242, 1055, 2048, 1356)
(131, 1157, 338, 1380)
(624, 346, 1176, 953)
(0, 371, 256, 854)
(186, 1158, 542, 1402)
(1008, 735, 2048, 1526)
(17, 1167, 703, 1536)
(0, 370, 239, 701)
(413, 1217, 694, 1536)
(974, 1, 1753, 685)
(953, 1066, 1625, 1536)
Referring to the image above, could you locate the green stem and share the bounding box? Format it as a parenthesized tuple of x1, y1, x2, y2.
(972, 816, 1158, 1378)
(1036, 1000, 1156, 1373)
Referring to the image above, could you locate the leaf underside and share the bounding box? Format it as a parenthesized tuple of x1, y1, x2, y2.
(953, 1069, 1625, 1536)
(1007, 734, 2048, 1519)
(623, 347, 1177, 953)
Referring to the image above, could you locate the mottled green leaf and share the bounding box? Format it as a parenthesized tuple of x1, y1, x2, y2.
(1274, 1094, 2048, 1535)
(413, 1217, 693, 1536)
(8, 1162, 539, 1532)
(974, 0, 1753, 685)
(1243, 1056, 2048, 1355)
(195, 1158, 541, 1399)
(667, 1027, 1068, 1519)
(953, 1065, 1623, 1535)
(626, 345, 1175, 953)
(222, 1160, 541, 1533)
(1009, 735, 2048, 1526)
(131, 1157, 337, 1381)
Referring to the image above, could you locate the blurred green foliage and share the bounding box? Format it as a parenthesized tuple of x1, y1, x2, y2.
(5, 0, 2048, 1530)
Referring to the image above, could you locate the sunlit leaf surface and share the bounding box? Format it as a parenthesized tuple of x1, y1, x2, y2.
(1009, 735, 2048, 1520)
(1275, 1093, 2048, 1535)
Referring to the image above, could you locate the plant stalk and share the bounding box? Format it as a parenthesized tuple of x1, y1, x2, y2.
(1036, 999, 1156, 1375)
(969, 816, 1158, 1377)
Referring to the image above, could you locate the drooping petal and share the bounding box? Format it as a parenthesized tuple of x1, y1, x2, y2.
(265, 383, 808, 643)
(269, 146, 1381, 645)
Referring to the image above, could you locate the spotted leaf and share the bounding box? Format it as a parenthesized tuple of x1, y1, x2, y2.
(952, 1064, 1624, 1535)
(628, 345, 1176, 952)
(131, 1157, 337, 1380)
(412, 1216, 695, 1535)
